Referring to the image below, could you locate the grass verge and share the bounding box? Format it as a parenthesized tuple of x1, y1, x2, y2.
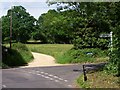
(2, 43, 33, 68)
(57, 48, 109, 64)
(26, 44, 73, 63)
(76, 71, 120, 88)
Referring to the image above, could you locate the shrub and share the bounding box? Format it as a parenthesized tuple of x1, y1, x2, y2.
(106, 26, 120, 76)
(57, 48, 108, 64)
(73, 27, 109, 50)
(12, 43, 29, 51)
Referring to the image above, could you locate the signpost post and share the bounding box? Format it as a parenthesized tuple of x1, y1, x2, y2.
(110, 31, 113, 52)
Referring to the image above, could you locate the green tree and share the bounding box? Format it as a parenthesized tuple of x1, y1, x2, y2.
(48, 1, 120, 75)
(2, 6, 36, 43)
(37, 9, 74, 44)
(52, 2, 110, 49)
(1, 16, 10, 43)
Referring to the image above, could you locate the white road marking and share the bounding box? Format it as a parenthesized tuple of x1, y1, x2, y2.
(44, 76, 50, 79)
(41, 75, 44, 77)
(48, 74, 54, 77)
(2, 85, 6, 88)
(53, 76, 59, 78)
(64, 80, 68, 82)
(27, 70, 70, 85)
(36, 73, 54, 80)
(37, 74, 41, 75)
(40, 72, 44, 74)
(58, 78, 63, 81)
(68, 85, 72, 87)
(55, 80, 59, 82)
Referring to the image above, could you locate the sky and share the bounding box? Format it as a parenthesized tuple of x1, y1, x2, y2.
(1, 0, 119, 19)
(0, 0, 57, 19)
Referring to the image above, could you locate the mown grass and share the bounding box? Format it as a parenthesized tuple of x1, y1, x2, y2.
(76, 71, 120, 88)
(26, 44, 109, 64)
(2, 43, 33, 68)
(26, 44, 73, 63)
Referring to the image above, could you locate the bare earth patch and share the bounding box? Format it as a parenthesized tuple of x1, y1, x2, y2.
(21, 52, 71, 68)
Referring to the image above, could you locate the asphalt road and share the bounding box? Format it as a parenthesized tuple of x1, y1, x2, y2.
(2, 64, 83, 88)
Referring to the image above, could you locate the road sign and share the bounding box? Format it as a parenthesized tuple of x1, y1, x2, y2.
(100, 34, 110, 38)
(100, 32, 113, 52)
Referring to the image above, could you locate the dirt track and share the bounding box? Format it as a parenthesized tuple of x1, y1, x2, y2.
(21, 52, 70, 68)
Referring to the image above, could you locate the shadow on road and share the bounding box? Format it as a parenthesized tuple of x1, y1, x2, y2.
(73, 62, 108, 73)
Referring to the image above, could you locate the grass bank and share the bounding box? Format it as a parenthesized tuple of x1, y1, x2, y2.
(2, 43, 33, 68)
(76, 71, 120, 88)
(26, 44, 108, 64)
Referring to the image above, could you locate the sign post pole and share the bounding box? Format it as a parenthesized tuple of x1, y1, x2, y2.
(110, 31, 113, 52)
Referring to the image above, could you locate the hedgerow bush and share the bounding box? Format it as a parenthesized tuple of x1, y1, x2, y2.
(57, 48, 108, 64)
(106, 26, 120, 76)
(73, 27, 109, 50)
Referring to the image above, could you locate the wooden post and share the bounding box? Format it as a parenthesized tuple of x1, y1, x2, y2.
(10, 7, 12, 49)
(83, 65, 87, 81)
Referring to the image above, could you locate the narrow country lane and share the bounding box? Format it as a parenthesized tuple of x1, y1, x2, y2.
(2, 52, 83, 88)
(2, 65, 83, 88)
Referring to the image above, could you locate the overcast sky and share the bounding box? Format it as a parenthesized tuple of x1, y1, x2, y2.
(0, 0, 57, 19)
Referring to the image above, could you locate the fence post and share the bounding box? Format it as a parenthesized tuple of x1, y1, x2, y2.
(83, 65, 87, 81)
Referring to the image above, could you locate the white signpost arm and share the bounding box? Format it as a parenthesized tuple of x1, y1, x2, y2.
(110, 31, 113, 52)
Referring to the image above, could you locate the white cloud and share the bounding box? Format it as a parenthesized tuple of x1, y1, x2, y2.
(0, 2, 57, 19)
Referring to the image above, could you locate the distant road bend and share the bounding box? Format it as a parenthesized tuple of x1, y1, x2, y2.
(20, 52, 71, 68)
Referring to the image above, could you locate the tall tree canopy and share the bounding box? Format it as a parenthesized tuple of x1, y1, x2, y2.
(2, 6, 36, 43)
(37, 9, 74, 44)
(45, 2, 111, 48)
